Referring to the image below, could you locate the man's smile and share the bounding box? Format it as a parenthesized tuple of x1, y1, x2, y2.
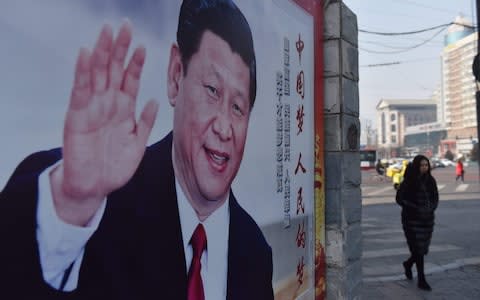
(204, 146, 230, 171)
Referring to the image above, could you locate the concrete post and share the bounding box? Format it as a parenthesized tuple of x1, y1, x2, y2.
(323, 1, 362, 299)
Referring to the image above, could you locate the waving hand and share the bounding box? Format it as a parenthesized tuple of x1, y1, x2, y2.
(51, 22, 158, 225)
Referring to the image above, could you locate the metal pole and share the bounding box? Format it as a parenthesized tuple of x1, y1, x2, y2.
(476, 92, 480, 165)
(476, 0, 480, 177)
(477, 0, 480, 50)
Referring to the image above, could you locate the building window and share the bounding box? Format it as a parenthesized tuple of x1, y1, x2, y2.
(391, 124, 396, 132)
(391, 135, 397, 143)
(391, 113, 396, 121)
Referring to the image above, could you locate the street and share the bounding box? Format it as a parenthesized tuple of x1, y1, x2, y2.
(361, 164, 480, 298)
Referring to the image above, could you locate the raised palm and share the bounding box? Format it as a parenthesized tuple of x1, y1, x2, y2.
(61, 23, 158, 202)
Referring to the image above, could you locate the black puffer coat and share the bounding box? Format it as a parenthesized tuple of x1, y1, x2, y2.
(396, 174, 439, 256)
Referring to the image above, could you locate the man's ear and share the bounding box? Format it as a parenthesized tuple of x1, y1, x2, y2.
(167, 44, 182, 107)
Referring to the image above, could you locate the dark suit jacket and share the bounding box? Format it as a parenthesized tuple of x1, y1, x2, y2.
(0, 132, 273, 300)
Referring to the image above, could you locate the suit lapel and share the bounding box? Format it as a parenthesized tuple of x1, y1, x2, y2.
(226, 194, 246, 300)
(135, 133, 188, 299)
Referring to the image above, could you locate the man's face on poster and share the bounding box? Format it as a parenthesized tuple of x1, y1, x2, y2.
(168, 30, 251, 204)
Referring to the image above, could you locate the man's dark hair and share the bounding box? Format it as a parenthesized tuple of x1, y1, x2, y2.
(177, 0, 257, 109)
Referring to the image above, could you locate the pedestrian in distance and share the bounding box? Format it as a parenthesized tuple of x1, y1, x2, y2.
(396, 155, 439, 291)
(455, 159, 465, 183)
(375, 159, 385, 176)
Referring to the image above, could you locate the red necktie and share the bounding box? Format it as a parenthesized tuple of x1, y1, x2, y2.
(187, 224, 207, 300)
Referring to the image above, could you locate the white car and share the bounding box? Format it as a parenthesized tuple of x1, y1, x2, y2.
(439, 159, 455, 167)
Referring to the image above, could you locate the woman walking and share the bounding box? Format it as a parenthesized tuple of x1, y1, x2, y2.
(396, 155, 439, 291)
(455, 159, 464, 182)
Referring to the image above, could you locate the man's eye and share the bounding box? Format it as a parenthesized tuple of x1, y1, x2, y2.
(204, 85, 218, 97)
(233, 103, 244, 116)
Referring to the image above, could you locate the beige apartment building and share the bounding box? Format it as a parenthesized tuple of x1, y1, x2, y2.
(376, 99, 436, 158)
(441, 16, 478, 156)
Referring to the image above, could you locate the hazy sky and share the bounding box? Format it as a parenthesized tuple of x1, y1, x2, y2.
(342, 0, 475, 126)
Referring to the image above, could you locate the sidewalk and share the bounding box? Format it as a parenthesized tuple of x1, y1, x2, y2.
(361, 264, 480, 299)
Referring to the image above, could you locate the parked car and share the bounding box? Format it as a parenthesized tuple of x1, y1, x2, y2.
(439, 158, 455, 167)
(430, 159, 444, 169)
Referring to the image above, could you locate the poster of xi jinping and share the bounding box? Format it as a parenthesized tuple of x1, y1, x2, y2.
(0, 0, 325, 299)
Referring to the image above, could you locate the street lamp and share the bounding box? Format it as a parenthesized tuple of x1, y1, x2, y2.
(472, 0, 480, 178)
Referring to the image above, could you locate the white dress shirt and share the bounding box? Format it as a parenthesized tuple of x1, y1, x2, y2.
(36, 163, 230, 300)
(36, 163, 106, 291)
(176, 180, 230, 300)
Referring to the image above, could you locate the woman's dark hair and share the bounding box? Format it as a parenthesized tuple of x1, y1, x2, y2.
(177, 0, 257, 109)
(405, 155, 431, 185)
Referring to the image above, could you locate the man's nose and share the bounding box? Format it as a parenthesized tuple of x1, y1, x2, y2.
(212, 107, 233, 141)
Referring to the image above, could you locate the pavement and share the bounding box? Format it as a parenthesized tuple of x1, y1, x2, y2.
(361, 263, 480, 299)
(360, 166, 480, 299)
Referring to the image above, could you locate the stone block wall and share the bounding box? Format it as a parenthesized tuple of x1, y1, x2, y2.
(323, 1, 362, 299)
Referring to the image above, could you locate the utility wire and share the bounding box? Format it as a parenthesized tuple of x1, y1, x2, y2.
(360, 22, 475, 36)
(361, 62, 401, 67)
(384, 35, 444, 46)
(359, 27, 446, 54)
(360, 57, 438, 68)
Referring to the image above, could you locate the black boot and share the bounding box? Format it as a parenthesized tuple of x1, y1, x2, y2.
(418, 277, 432, 291)
(416, 255, 431, 291)
(402, 261, 412, 280)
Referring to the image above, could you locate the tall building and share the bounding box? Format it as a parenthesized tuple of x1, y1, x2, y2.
(441, 15, 477, 156)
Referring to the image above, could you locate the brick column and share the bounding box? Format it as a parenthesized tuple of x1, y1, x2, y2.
(323, 1, 362, 299)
